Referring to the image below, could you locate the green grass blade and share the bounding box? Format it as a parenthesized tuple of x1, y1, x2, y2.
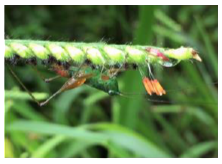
(84, 123, 172, 157)
(11, 102, 47, 121)
(180, 141, 217, 158)
(7, 120, 171, 157)
(155, 9, 182, 32)
(195, 16, 218, 77)
(7, 120, 109, 144)
(60, 141, 96, 158)
(5, 90, 48, 100)
(32, 135, 66, 158)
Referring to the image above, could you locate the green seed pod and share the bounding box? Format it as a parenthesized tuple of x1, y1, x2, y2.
(63, 45, 85, 63)
(5, 45, 14, 58)
(29, 43, 50, 60)
(165, 47, 202, 62)
(46, 44, 70, 61)
(10, 43, 33, 58)
(125, 46, 147, 64)
(103, 46, 125, 65)
(85, 47, 106, 65)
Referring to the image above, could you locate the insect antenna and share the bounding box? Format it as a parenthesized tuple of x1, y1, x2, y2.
(117, 90, 217, 105)
(31, 65, 61, 83)
(113, 90, 172, 104)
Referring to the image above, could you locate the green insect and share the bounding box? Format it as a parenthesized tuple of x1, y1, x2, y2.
(6, 39, 204, 106)
(8, 63, 122, 106)
(41, 65, 123, 106)
(86, 76, 120, 96)
(69, 66, 121, 96)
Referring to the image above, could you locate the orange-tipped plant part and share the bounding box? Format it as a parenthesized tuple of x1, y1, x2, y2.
(142, 77, 166, 96)
(154, 79, 166, 95)
(151, 80, 161, 96)
(142, 77, 153, 96)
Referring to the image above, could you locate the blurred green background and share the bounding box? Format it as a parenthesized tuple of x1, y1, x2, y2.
(5, 5, 218, 158)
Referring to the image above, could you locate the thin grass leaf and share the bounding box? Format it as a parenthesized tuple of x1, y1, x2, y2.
(7, 120, 171, 157)
(155, 9, 182, 32)
(195, 16, 218, 77)
(5, 90, 48, 100)
(32, 135, 66, 158)
(5, 138, 14, 158)
(180, 141, 217, 158)
(53, 87, 86, 124)
(60, 141, 96, 158)
(107, 142, 133, 158)
(7, 120, 109, 144)
(153, 114, 187, 152)
(153, 25, 186, 44)
(12, 102, 47, 121)
(84, 123, 172, 157)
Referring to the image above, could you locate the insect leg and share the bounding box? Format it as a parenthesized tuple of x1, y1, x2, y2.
(72, 62, 86, 78)
(107, 67, 121, 78)
(40, 73, 94, 106)
(7, 64, 41, 106)
(44, 75, 61, 83)
(39, 77, 85, 106)
(39, 85, 64, 106)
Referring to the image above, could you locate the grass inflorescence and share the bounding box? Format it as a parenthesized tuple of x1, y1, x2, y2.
(5, 39, 201, 70)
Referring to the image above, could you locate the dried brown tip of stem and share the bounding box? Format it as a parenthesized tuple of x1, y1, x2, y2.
(192, 49, 202, 62)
